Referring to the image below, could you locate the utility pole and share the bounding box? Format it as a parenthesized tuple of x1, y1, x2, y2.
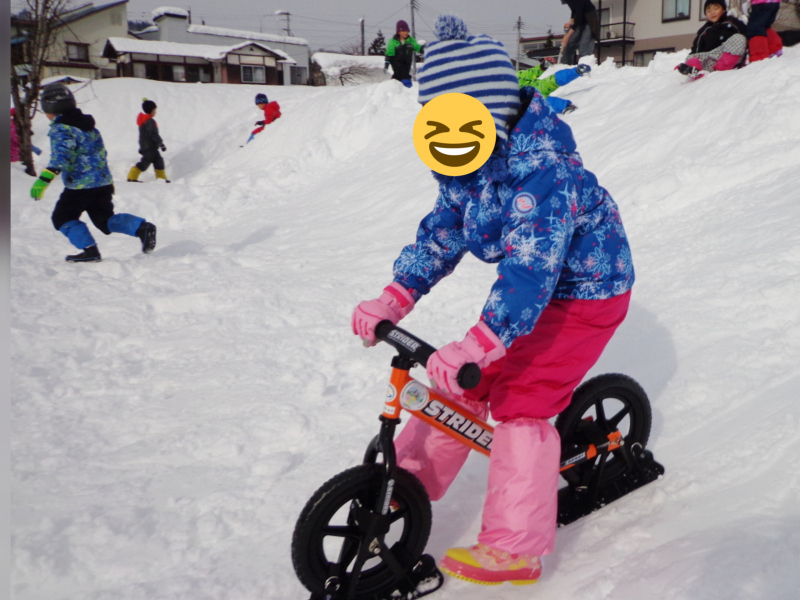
(621, 0, 628, 66)
(410, 0, 418, 78)
(360, 18, 365, 55)
(515, 16, 524, 71)
(276, 10, 292, 37)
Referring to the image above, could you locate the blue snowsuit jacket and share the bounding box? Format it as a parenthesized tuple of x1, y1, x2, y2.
(47, 109, 113, 190)
(393, 87, 634, 348)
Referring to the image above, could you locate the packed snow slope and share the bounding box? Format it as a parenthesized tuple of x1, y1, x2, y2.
(10, 48, 800, 600)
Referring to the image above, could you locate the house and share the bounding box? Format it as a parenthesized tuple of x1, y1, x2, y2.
(597, 0, 800, 66)
(12, 0, 129, 82)
(132, 7, 310, 85)
(104, 37, 294, 84)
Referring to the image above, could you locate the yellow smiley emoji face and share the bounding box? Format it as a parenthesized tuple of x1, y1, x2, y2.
(413, 93, 496, 176)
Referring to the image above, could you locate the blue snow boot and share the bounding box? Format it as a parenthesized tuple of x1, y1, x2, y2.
(66, 245, 102, 263)
(136, 221, 157, 254)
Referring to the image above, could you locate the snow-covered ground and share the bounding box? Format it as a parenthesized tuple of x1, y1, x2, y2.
(10, 47, 800, 600)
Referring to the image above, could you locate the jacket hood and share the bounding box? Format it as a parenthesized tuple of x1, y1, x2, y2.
(55, 108, 95, 132)
(137, 112, 154, 127)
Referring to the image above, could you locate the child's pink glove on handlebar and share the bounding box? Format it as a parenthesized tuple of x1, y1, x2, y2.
(427, 322, 506, 396)
(352, 283, 416, 346)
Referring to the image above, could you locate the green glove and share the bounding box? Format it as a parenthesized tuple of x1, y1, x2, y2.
(30, 169, 57, 200)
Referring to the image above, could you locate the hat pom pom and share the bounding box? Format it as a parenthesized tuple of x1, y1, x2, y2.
(434, 15, 468, 41)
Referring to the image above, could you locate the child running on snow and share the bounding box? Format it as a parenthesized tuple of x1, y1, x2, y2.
(127, 99, 169, 183)
(31, 83, 157, 263)
(677, 0, 747, 77)
(245, 93, 281, 144)
(517, 58, 591, 114)
(352, 15, 634, 586)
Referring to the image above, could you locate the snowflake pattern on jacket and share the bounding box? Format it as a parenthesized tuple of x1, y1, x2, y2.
(393, 87, 634, 347)
(47, 117, 113, 190)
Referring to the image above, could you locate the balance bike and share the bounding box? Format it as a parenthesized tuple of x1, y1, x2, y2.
(291, 322, 664, 600)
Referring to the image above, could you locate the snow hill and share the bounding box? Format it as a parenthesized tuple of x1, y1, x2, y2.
(10, 47, 800, 600)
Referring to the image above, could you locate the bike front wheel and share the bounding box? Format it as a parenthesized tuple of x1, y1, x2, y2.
(291, 464, 432, 599)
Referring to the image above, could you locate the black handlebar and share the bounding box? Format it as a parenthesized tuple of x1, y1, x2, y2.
(374, 321, 482, 390)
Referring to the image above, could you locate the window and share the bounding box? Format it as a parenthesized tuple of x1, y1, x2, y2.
(66, 42, 90, 63)
(242, 65, 266, 83)
(173, 64, 186, 82)
(663, 0, 690, 21)
(133, 63, 146, 78)
(634, 48, 675, 67)
(290, 65, 307, 85)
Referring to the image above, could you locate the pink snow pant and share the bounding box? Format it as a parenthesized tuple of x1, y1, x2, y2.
(395, 291, 631, 556)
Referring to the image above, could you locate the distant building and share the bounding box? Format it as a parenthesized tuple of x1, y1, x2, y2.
(132, 7, 310, 85)
(12, 0, 129, 82)
(598, 0, 799, 66)
(104, 37, 294, 84)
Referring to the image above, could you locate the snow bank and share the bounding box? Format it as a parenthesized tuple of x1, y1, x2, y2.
(10, 46, 800, 600)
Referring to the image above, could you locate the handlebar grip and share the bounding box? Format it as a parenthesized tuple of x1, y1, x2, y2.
(456, 363, 482, 390)
(374, 320, 483, 389)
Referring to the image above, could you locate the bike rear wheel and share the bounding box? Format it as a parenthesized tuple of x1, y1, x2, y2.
(556, 373, 652, 487)
(291, 464, 432, 600)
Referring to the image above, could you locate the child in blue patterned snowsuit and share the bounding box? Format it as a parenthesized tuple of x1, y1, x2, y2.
(30, 83, 156, 263)
(352, 15, 634, 585)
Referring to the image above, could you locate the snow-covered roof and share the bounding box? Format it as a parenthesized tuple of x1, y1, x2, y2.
(105, 37, 295, 63)
(152, 6, 189, 20)
(312, 52, 385, 70)
(41, 74, 91, 86)
(187, 24, 308, 47)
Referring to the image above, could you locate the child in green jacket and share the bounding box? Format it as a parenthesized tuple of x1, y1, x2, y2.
(517, 59, 591, 114)
(385, 20, 424, 88)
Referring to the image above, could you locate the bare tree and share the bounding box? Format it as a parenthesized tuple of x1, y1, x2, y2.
(334, 62, 371, 86)
(338, 41, 363, 56)
(11, 0, 72, 176)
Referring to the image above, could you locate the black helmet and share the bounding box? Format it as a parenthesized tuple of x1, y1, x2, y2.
(40, 83, 76, 115)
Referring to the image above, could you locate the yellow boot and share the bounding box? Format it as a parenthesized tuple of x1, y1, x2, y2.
(127, 166, 142, 182)
(155, 169, 171, 183)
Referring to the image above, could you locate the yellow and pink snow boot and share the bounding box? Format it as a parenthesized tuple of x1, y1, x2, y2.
(439, 542, 541, 586)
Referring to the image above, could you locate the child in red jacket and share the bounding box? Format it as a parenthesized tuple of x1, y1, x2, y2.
(246, 93, 281, 144)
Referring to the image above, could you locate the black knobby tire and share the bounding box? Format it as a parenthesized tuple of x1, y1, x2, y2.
(556, 373, 652, 487)
(291, 464, 432, 599)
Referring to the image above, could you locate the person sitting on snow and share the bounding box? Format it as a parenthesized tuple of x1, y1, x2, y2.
(677, 0, 747, 78)
(127, 99, 169, 183)
(31, 83, 157, 263)
(517, 57, 591, 114)
(246, 93, 281, 144)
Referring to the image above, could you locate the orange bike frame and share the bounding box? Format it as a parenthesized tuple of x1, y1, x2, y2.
(382, 366, 623, 472)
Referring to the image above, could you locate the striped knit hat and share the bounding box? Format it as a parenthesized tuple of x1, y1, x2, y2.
(418, 15, 520, 142)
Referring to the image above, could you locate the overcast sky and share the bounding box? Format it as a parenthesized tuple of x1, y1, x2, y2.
(123, 0, 573, 52)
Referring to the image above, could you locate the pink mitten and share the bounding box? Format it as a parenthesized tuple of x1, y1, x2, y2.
(352, 282, 415, 346)
(427, 322, 506, 395)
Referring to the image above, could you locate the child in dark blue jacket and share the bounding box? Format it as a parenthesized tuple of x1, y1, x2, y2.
(30, 83, 157, 263)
